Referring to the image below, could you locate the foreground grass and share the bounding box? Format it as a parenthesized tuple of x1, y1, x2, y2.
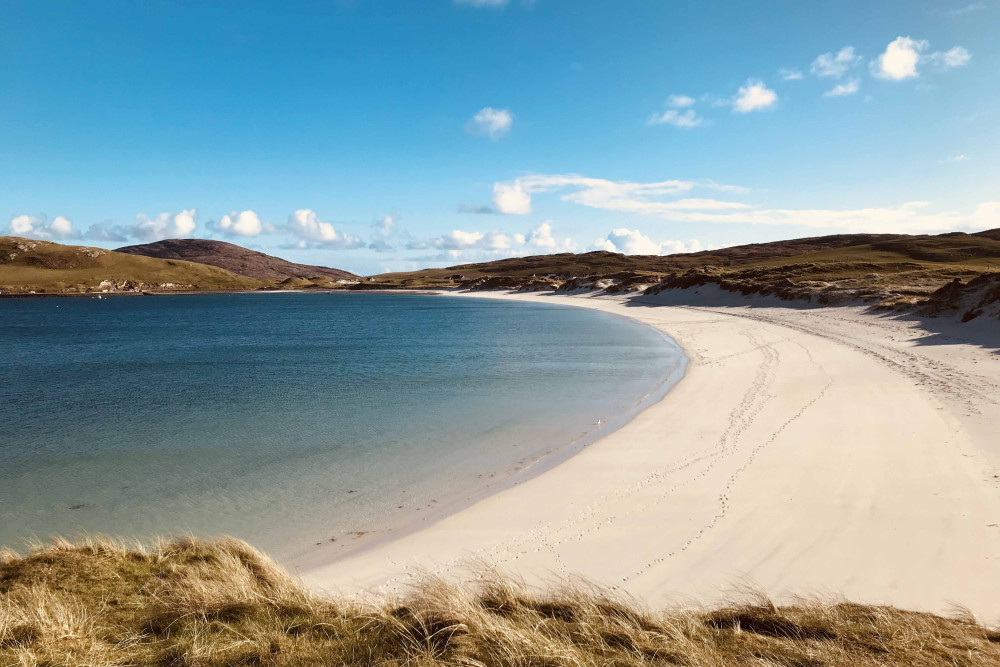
(1, 538, 998, 666)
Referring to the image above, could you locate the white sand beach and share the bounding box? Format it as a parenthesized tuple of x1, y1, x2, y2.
(304, 291, 1000, 622)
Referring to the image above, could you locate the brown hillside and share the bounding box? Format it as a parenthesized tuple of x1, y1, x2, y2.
(116, 239, 357, 281)
(0, 237, 263, 294)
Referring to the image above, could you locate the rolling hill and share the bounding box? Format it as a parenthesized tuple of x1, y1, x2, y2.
(0, 237, 265, 294)
(371, 230, 1000, 287)
(362, 229, 1000, 317)
(115, 238, 357, 281)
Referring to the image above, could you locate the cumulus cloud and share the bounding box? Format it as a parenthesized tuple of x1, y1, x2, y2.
(871, 37, 969, 81)
(5, 214, 80, 241)
(811, 46, 862, 78)
(667, 94, 695, 108)
(824, 79, 860, 97)
(649, 94, 704, 128)
(465, 107, 514, 140)
(286, 209, 364, 248)
(217, 210, 264, 237)
(648, 108, 703, 128)
(591, 228, 703, 255)
(409, 220, 573, 259)
(871, 36, 927, 80)
(780, 68, 804, 81)
(492, 181, 534, 215)
(128, 209, 197, 242)
(732, 79, 778, 113)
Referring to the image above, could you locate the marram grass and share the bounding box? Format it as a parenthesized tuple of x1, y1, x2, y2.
(1, 537, 998, 666)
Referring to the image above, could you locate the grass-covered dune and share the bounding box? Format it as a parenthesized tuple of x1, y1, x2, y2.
(1, 538, 998, 666)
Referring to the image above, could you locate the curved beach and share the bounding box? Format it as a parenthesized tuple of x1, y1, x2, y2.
(304, 291, 1000, 622)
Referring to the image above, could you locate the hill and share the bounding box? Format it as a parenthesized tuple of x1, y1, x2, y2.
(115, 238, 357, 281)
(371, 233, 906, 286)
(0, 237, 264, 294)
(372, 230, 1000, 287)
(2, 537, 998, 666)
(366, 229, 1000, 315)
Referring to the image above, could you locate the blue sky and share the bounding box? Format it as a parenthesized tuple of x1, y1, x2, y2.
(2, 0, 997, 275)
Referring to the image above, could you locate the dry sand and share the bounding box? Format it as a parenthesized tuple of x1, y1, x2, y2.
(303, 289, 1000, 622)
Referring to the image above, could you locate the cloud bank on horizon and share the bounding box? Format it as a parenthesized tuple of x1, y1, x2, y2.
(1, 0, 995, 273)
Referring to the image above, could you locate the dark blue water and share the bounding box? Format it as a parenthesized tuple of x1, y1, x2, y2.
(0, 293, 683, 562)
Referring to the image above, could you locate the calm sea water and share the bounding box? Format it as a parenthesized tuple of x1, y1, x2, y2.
(0, 293, 683, 563)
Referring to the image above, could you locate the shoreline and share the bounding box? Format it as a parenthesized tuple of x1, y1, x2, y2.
(303, 289, 1000, 623)
(288, 293, 687, 571)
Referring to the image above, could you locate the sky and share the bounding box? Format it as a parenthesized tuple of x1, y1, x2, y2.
(2, 0, 998, 275)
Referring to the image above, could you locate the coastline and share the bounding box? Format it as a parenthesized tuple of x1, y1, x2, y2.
(287, 293, 687, 570)
(303, 290, 1000, 623)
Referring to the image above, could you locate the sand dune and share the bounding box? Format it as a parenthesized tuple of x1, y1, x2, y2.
(303, 291, 1000, 623)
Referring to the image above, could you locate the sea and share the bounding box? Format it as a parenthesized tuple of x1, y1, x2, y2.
(0, 292, 685, 564)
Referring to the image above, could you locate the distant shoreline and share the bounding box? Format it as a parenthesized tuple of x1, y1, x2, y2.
(0, 287, 447, 299)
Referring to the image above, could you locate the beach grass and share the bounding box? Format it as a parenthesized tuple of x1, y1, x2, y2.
(2, 537, 998, 665)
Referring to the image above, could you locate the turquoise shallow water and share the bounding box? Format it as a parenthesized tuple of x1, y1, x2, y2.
(0, 292, 684, 563)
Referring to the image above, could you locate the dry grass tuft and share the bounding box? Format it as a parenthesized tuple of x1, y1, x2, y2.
(1, 537, 998, 666)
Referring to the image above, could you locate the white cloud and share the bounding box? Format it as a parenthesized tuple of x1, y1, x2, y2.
(84, 221, 129, 243)
(286, 209, 364, 248)
(811, 46, 862, 78)
(649, 94, 704, 128)
(660, 238, 704, 254)
(218, 210, 263, 237)
(780, 68, 804, 81)
(824, 79, 860, 97)
(411, 221, 573, 259)
(369, 212, 398, 251)
(526, 220, 562, 248)
(648, 108, 703, 128)
(130, 209, 197, 242)
(940, 154, 969, 163)
(601, 228, 660, 254)
(488, 174, 749, 218)
(485, 172, 1000, 234)
(492, 181, 533, 215)
(465, 107, 514, 140)
(872, 37, 971, 80)
(5, 214, 80, 240)
(591, 237, 618, 252)
(633, 201, 1000, 234)
(667, 94, 695, 108)
(373, 212, 396, 238)
(49, 216, 76, 238)
(592, 228, 703, 255)
(732, 79, 778, 113)
(872, 36, 927, 80)
(927, 45, 971, 69)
